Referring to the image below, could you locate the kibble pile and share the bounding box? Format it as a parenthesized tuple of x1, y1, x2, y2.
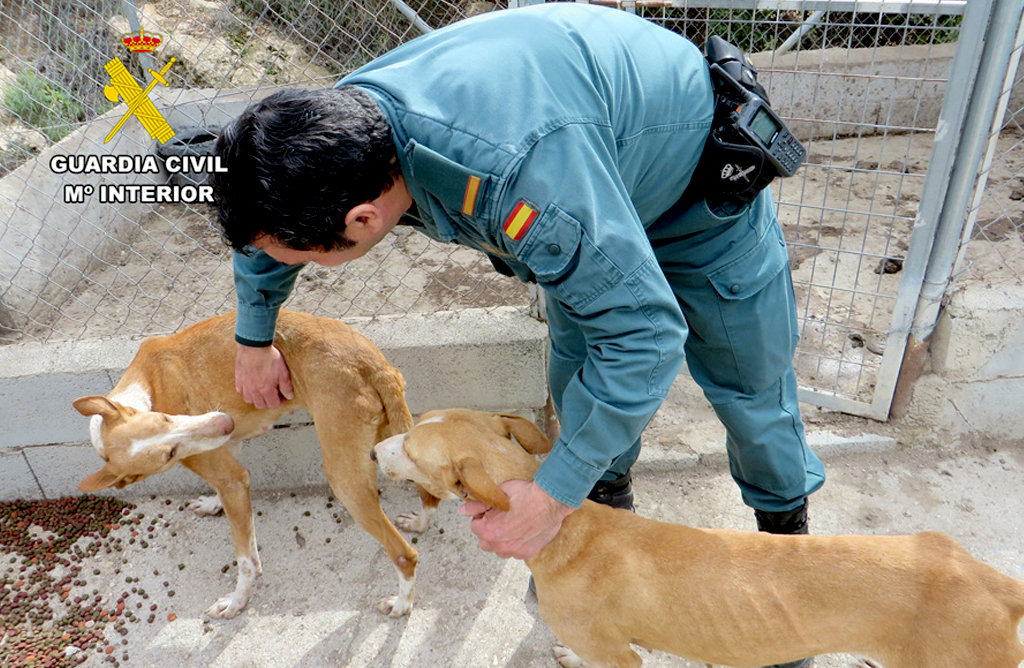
(0, 496, 178, 667)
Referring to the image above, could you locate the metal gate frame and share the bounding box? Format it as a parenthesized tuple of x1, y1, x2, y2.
(865, 0, 1024, 420)
(520, 0, 1023, 421)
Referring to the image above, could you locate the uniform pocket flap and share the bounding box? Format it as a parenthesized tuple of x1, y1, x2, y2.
(409, 141, 490, 216)
(707, 225, 788, 301)
(518, 204, 582, 282)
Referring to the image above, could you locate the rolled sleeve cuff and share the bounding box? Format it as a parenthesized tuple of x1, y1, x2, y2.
(533, 441, 605, 509)
(234, 302, 280, 347)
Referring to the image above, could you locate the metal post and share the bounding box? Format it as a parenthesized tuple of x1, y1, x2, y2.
(386, 0, 434, 34)
(952, 5, 1024, 278)
(774, 10, 825, 55)
(889, 0, 1024, 417)
(120, 0, 156, 74)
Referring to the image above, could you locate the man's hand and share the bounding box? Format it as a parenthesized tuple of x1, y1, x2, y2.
(235, 343, 294, 409)
(458, 480, 575, 560)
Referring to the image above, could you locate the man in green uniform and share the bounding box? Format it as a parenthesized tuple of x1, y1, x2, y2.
(214, 7, 823, 664)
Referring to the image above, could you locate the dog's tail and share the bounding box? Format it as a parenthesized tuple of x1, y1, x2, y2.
(373, 365, 415, 439)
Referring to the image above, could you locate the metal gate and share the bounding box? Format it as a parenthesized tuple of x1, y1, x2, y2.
(561, 0, 1023, 420)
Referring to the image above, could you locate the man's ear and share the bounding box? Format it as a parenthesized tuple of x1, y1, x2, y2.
(344, 202, 386, 242)
(79, 465, 122, 492)
(497, 414, 552, 455)
(454, 458, 511, 512)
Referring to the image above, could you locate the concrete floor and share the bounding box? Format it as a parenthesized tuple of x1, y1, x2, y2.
(4, 426, 1021, 668)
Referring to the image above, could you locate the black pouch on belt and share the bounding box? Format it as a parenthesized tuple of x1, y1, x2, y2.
(690, 35, 804, 206)
(695, 129, 777, 205)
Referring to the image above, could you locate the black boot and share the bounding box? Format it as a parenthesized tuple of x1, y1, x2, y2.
(753, 502, 813, 668)
(754, 502, 809, 535)
(587, 472, 635, 511)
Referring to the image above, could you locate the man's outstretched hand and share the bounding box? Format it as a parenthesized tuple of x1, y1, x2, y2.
(459, 480, 575, 560)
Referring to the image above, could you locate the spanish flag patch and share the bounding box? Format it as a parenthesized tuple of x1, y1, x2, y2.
(462, 175, 482, 216)
(503, 201, 538, 241)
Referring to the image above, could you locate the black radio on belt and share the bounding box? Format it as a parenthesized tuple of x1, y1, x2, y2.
(697, 36, 806, 205)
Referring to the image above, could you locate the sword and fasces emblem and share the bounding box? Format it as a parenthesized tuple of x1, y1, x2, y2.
(102, 27, 176, 144)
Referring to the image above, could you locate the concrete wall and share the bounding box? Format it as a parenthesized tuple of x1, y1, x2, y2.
(0, 104, 160, 330)
(0, 307, 549, 500)
(896, 283, 1024, 447)
(752, 43, 955, 141)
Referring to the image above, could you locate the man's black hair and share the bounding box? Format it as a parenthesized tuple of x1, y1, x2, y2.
(211, 86, 400, 253)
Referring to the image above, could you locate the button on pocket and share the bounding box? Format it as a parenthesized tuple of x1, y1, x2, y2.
(708, 225, 788, 301)
(518, 204, 581, 283)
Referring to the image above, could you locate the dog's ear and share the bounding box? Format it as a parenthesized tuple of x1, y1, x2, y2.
(497, 414, 552, 455)
(454, 458, 511, 512)
(73, 396, 122, 422)
(79, 465, 122, 492)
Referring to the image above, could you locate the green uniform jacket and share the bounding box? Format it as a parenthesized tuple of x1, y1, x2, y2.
(234, 4, 811, 508)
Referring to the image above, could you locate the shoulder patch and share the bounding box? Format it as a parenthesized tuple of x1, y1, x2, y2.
(409, 141, 489, 218)
(503, 200, 538, 241)
(462, 175, 483, 216)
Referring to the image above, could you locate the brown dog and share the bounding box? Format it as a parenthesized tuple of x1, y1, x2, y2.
(73, 310, 439, 619)
(372, 408, 1024, 668)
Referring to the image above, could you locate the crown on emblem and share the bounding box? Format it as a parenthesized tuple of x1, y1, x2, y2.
(121, 26, 162, 53)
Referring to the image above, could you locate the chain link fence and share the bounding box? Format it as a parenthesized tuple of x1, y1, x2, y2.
(1, 0, 1020, 418)
(0, 0, 527, 345)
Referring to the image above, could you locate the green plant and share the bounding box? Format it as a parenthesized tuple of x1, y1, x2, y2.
(639, 6, 961, 53)
(227, 25, 252, 56)
(3, 66, 86, 142)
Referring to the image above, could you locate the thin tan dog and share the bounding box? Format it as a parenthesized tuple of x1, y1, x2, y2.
(372, 408, 1024, 668)
(74, 309, 439, 619)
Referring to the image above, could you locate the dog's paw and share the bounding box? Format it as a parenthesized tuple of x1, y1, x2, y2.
(188, 494, 223, 516)
(205, 593, 246, 619)
(552, 644, 587, 668)
(395, 511, 431, 533)
(376, 593, 413, 618)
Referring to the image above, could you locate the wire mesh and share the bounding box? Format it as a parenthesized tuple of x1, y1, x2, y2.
(638, 2, 968, 407)
(954, 20, 1024, 286)
(0, 0, 526, 345)
(0, 0, 1016, 418)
